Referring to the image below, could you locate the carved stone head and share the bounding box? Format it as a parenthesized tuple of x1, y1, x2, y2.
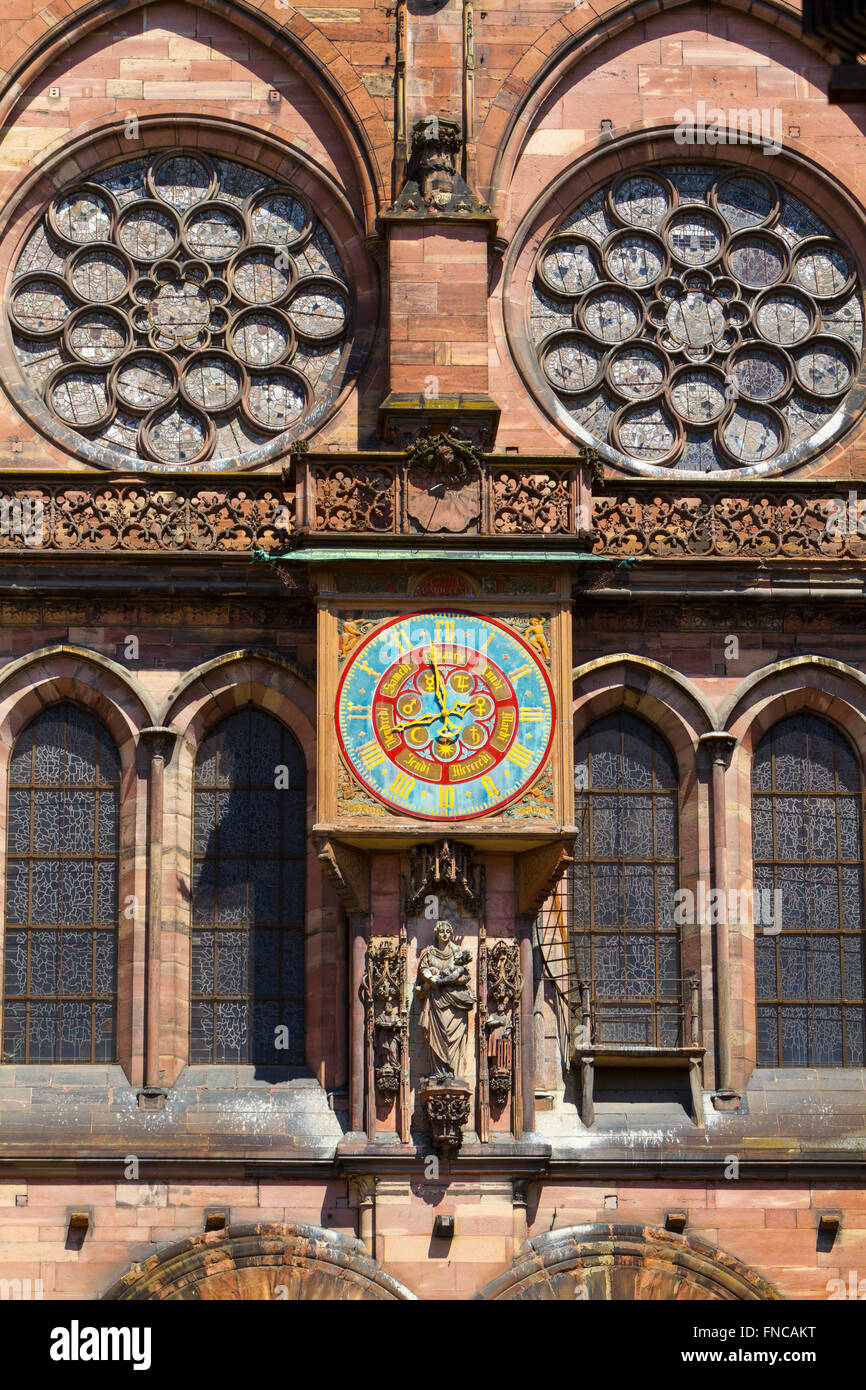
(434, 920, 454, 948)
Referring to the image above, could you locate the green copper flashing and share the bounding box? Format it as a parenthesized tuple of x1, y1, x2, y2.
(252, 547, 615, 565)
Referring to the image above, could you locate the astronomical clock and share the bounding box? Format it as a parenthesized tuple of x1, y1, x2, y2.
(336, 611, 555, 820)
(315, 574, 574, 840)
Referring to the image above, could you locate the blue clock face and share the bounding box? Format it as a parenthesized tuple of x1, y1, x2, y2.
(336, 610, 555, 820)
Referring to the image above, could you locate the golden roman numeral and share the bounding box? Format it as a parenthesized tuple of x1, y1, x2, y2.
(508, 663, 532, 681)
(389, 772, 415, 800)
(435, 618, 455, 642)
(438, 786, 455, 811)
(357, 739, 386, 770)
(521, 707, 545, 723)
(343, 702, 370, 720)
(481, 775, 499, 799)
(506, 742, 533, 768)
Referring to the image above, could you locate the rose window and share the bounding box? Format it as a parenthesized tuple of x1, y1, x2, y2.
(529, 165, 864, 476)
(7, 151, 354, 469)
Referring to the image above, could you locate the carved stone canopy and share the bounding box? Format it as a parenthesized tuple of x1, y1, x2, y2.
(405, 840, 483, 916)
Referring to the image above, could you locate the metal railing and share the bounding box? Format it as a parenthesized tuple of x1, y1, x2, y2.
(570, 976, 701, 1052)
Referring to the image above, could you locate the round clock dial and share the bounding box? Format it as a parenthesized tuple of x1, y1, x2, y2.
(336, 611, 555, 820)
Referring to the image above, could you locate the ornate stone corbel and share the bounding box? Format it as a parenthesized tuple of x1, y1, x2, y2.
(392, 116, 490, 216)
(515, 839, 575, 916)
(316, 837, 370, 914)
(420, 1080, 472, 1154)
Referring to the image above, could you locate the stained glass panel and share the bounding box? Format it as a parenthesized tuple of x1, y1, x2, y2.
(8, 154, 355, 472)
(532, 163, 865, 476)
(752, 714, 865, 1066)
(568, 713, 684, 1046)
(2, 704, 119, 1063)
(191, 707, 305, 1065)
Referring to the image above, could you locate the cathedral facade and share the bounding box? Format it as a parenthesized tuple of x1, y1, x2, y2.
(0, 0, 864, 1302)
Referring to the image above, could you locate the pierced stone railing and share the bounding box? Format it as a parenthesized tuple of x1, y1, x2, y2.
(297, 455, 588, 538)
(591, 484, 866, 561)
(0, 476, 294, 553)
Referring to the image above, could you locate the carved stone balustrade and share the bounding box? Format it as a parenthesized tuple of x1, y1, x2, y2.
(591, 483, 866, 561)
(299, 451, 591, 541)
(5, 471, 863, 562)
(0, 474, 294, 554)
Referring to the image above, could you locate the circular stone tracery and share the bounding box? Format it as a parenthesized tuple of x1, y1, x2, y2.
(7, 151, 354, 469)
(529, 164, 865, 475)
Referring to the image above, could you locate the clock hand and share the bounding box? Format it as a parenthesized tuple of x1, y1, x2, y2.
(394, 709, 446, 731)
(428, 645, 447, 712)
(441, 699, 474, 722)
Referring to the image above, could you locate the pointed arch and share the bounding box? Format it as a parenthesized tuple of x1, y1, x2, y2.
(155, 650, 318, 1083)
(0, 644, 156, 755)
(0, 646, 152, 1084)
(722, 656, 866, 761)
(717, 656, 866, 1085)
(161, 648, 314, 743)
(573, 653, 715, 781)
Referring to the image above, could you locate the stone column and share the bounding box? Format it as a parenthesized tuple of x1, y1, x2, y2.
(699, 731, 739, 1103)
(138, 726, 177, 1094)
(517, 914, 535, 1137)
(349, 911, 369, 1139)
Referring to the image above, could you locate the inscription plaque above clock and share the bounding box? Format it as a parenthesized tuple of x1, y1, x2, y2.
(335, 611, 555, 821)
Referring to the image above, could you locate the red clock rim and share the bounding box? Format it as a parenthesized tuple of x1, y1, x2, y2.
(334, 609, 557, 821)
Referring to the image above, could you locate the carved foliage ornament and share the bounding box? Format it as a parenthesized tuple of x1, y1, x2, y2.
(592, 490, 866, 559)
(530, 164, 864, 477)
(8, 151, 353, 470)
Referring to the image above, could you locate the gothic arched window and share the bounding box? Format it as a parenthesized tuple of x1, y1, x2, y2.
(570, 712, 682, 1044)
(3, 704, 120, 1063)
(191, 708, 306, 1065)
(753, 714, 865, 1066)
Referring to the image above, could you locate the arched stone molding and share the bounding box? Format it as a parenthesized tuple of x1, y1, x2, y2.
(719, 656, 866, 1086)
(0, 0, 388, 229)
(478, 0, 834, 208)
(156, 652, 322, 1085)
(0, 645, 155, 1085)
(574, 654, 716, 750)
(721, 656, 866, 747)
(475, 1223, 781, 1301)
(102, 1223, 417, 1300)
(572, 654, 716, 1082)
